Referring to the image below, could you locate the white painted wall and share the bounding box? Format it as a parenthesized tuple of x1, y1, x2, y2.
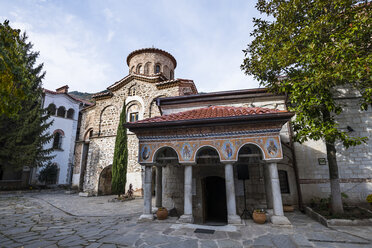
(35, 92, 82, 185)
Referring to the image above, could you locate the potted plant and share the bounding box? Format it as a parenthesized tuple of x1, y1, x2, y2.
(156, 207, 168, 220)
(252, 209, 266, 224)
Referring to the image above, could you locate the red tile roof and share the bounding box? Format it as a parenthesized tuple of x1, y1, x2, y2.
(43, 89, 93, 106)
(135, 106, 287, 124)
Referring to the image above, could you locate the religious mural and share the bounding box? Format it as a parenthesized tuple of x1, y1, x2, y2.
(138, 135, 283, 164)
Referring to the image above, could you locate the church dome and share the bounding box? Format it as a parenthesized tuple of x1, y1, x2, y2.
(127, 48, 176, 80)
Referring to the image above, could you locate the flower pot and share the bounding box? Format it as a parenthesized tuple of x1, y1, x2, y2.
(252, 211, 266, 224)
(156, 208, 168, 220)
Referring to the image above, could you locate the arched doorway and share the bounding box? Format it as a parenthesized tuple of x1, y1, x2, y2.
(204, 176, 227, 224)
(98, 165, 112, 195)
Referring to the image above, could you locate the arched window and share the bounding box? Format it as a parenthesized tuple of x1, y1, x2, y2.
(47, 104, 56, 115)
(278, 170, 290, 194)
(170, 69, 174, 80)
(67, 108, 74, 119)
(57, 106, 66, 117)
(128, 85, 136, 96)
(144, 62, 151, 75)
(136, 64, 142, 74)
(53, 131, 63, 149)
(155, 64, 161, 74)
(130, 66, 135, 73)
(127, 103, 141, 123)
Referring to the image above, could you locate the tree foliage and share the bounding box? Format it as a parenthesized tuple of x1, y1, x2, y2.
(0, 20, 53, 171)
(242, 0, 371, 146)
(242, 0, 371, 214)
(111, 103, 128, 197)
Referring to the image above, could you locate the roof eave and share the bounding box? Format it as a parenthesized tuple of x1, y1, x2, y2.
(125, 112, 294, 131)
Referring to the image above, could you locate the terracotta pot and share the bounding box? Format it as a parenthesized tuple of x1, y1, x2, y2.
(252, 212, 266, 224)
(156, 208, 168, 220)
(283, 205, 294, 212)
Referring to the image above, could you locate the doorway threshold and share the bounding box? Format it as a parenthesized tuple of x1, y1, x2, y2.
(170, 223, 237, 232)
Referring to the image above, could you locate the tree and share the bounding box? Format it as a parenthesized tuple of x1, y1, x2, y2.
(0, 20, 53, 173)
(242, 0, 371, 214)
(111, 103, 128, 197)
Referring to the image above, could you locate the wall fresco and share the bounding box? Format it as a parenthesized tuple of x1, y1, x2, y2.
(138, 135, 282, 164)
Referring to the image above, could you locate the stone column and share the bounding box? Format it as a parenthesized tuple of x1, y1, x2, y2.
(138, 165, 153, 222)
(178, 164, 193, 223)
(268, 162, 291, 225)
(155, 166, 162, 208)
(263, 164, 273, 209)
(224, 163, 242, 224)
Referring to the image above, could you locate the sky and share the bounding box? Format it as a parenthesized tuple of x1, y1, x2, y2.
(0, 0, 263, 93)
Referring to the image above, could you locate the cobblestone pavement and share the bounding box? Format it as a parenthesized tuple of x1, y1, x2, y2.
(0, 191, 371, 248)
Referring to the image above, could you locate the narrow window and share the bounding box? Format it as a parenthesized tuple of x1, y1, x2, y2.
(57, 106, 66, 117)
(53, 132, 62, 149)
(47, 104, 56, 115)
(128, 86, 136, 96)
(67, 108, 74, 119)
(155, 64, 161, 73)
(136, 64, 142, 74)
(129, 112, 139, 122)
(278, 170, 290, 194)
(170, 70, 174, 79)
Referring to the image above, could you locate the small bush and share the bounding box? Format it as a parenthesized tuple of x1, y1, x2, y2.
(38, 163, 58, 184)
(367, 194, 372, 203)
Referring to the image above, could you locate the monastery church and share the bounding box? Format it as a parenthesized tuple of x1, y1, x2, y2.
(72, 48, 372, 225)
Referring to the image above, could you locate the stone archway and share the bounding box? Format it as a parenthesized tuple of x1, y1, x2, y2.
(98, 165, 112, 195)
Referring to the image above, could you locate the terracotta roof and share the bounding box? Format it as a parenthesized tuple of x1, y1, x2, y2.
(126, 48, 177, 68)
(43, 89, 93, 106)
(135, 106, 287, 124)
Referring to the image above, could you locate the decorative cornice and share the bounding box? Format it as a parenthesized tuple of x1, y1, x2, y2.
(138, 128, 281, 141)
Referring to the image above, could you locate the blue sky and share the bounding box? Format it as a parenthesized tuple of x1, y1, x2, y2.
(0, 0, 263, 93)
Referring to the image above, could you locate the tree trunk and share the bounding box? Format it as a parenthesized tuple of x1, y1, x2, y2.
(326, 142, 344, 214)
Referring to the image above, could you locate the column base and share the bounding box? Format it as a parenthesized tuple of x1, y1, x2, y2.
(228, 215, 242, 225)
(177, 214, 193, 223)
(138, 214, 154, 222)
(270, 215, 292, 226)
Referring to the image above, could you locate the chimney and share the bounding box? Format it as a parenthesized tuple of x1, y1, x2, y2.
(56, 85, 69, 93)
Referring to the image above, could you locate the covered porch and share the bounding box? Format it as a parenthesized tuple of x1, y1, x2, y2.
(125, 106, 294, 226)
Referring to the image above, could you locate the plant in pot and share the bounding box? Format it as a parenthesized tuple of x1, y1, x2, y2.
(156, 207, 168, 220)
(252, 209, 266, 224)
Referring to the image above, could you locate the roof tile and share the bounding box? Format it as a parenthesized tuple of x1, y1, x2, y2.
(134, 106, 286, 124)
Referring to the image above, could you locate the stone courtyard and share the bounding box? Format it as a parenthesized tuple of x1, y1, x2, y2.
(0, 191, 371, 248)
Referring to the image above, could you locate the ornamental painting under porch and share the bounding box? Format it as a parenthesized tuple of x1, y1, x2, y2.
(126, 106, 294, 226)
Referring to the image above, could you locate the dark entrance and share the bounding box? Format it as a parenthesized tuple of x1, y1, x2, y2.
(204, 176, 227, 225)
(98, 165, 112, 195)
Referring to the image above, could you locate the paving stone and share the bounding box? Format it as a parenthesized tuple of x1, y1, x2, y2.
(199, 240, 218, 248)
(217, 239, 243, 248)
(271, 234, 296, 248)
(85, 243, 102, 248)
(100, 233, 140, 246)
(252, 235, 274, 247)
(158, 239, 198, 248)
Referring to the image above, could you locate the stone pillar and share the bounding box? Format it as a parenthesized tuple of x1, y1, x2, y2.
(155, 166, 162, 208)
(263, 164, 273, 209)
(224, 163, 242, 224)
(138, 165, 153, 222)
(178, 164, 193, 223)
(268, 162, 291, 225)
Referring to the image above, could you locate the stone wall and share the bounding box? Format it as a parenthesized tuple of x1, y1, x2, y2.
(74, 75, 183, 195)
(297, 97, 372, 204)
